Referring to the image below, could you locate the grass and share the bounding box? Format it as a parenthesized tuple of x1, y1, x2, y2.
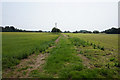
(2, 32, 59, 69)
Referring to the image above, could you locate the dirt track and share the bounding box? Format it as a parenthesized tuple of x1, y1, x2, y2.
(55, 36, 61, 43)
(77, 54, 94, 69)
(62, 34, 68, 38)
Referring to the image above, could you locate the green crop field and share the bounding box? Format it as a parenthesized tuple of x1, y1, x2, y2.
(65, 33, 118, 52)
(2, 32, 59, 69)
(2, 32, 120, 78)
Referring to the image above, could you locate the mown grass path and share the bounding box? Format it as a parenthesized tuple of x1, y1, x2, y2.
(41, 35, 84, 78)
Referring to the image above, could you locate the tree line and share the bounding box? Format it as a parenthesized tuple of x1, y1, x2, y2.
(69, 27, 120, 34)
(0, 26, 119, 34)
(101, 27, 120, 34)
(0, 26, 43, 32)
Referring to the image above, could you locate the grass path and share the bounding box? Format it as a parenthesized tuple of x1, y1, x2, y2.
(42, 35, 84, 78)
(3, 36, 61, 78)
(62, 33, 68, 38)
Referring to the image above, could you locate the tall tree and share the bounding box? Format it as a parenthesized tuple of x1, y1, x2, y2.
(51, 27, 61, 33)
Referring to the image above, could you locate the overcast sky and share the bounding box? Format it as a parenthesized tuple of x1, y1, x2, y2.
(1, 0, 119, 31)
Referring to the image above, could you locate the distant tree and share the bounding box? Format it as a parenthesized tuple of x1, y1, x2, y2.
(87, 31, 92, 33)
(38, 30, 42, 32)
(64, 31, 70, 33)
(5, 26, 10, 32)
(0, 26, 2, 32)
(10, 26, 15, 32)
(73, 30, 92, 33)
(73, 31, 79, 33)
(93, 30, 99, 34)
(64, 31, 67, 33)
(79, 30, 92, 33)
(79, 30, 88, 33)
(51, 27, 61, 33)
(2, 26, 25, 32)
(118, 28, 120, 34)
(101, 27, 119, 34)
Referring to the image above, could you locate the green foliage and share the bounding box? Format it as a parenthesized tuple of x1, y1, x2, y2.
(114, 62, 120, 67)
(79, 51, 83, 54)
(100, 46, 104, 51)
(69, 37, 90, 47)
(110, 57, 115, 61)
(93, 44, 96, 49)
(70, 37, 105, 51)
(97, 45, 104, 51)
